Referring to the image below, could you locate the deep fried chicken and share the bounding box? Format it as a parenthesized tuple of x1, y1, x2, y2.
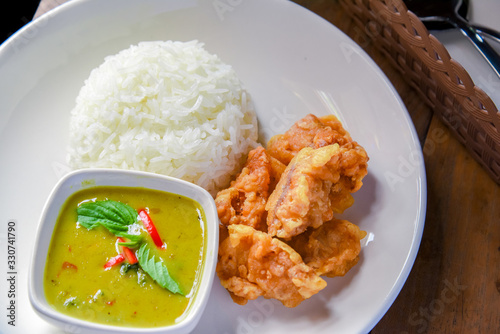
(266, 114, 358, 165)
(215, 113, 370, 308)
(287, 219, 367, 277)
(266, 144, 368, 239)
(215, 146, 285, 231)
(216, 224, 327, 307)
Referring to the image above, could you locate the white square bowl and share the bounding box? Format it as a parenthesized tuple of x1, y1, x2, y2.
(28, 168, 219, 334)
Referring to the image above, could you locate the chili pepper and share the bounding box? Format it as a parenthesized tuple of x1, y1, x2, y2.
(104, 254, 125, 270)
(138, 209, 164, 248)
(117, 237, 138, 265)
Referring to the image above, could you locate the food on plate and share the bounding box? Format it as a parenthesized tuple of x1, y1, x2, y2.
(215, 146, 284, 232)
(67, 40, 258, 195)
(266, 114, 358, 165)
(63, 38, 368, 310)
(286, 219, 367, 277)
(215, 114, 369, 307)
(266, 144, 368, 239)
(216, 224, 327, 308)
(44, 186, 206, 327)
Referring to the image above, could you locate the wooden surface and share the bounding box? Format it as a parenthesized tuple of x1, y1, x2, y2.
(33, 0, 500, 333)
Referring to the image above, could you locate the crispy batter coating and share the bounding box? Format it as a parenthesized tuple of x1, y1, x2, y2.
(215, 113, 369, 308)
(265, 144, 368, 239)
(216, 224, 327, 307)
(215, 146, 285, 231)
(267, 114, 357, 165)
(287, 219, 367, 277)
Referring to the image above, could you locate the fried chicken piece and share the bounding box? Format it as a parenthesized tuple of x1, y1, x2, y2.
(215, 146, 285, 231)
(268, 154, 286, 188)
(267, 114, 357, 165)
(266, 144, 368, 239)
(287, 219, 367, 277)
(216, 224, 327, 308)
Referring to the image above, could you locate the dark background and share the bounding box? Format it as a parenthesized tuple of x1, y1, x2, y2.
(1, 0, 41, 44)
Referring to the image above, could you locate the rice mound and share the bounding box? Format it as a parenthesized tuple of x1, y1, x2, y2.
(67, 40, 258, 195)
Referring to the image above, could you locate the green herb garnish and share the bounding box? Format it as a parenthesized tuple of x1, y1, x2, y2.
(117, 236, 142, 248)
(137, 243, 184, 295)
(77, 200, 142, 246)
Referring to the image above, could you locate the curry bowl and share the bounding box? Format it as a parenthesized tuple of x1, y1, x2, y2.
(28, 168, 219, 334)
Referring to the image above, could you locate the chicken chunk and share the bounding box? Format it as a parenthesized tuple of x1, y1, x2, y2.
(265, 144, 368, 239)
(216, 224, 327, 307)
(287, 219, 367, 277)
(215, 146, 285, 231)
(266, 114, 357, 165)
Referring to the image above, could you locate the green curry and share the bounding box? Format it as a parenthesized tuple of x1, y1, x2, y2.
(44, 186, 206, 327)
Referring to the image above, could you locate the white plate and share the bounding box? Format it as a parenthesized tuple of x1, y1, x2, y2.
(0, 0, 426, 333)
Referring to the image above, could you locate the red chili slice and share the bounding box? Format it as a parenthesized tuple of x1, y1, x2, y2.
(138, 209, 164, 248)
(61, 261, 78, 271)
(117, 237, 138, 265)
(104, 254, 125, 270)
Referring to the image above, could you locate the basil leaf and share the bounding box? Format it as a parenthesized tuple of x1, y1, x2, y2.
(77, 200, 139, 239)
(137, 244, 184, 295)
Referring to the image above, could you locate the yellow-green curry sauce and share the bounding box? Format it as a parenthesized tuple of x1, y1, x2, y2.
(44, 186, 206, 327)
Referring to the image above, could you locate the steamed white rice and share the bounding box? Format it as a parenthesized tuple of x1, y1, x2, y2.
(67, 40, 258, 195)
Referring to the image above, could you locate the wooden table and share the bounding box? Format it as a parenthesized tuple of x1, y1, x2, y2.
(33, 0, 500, 333)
